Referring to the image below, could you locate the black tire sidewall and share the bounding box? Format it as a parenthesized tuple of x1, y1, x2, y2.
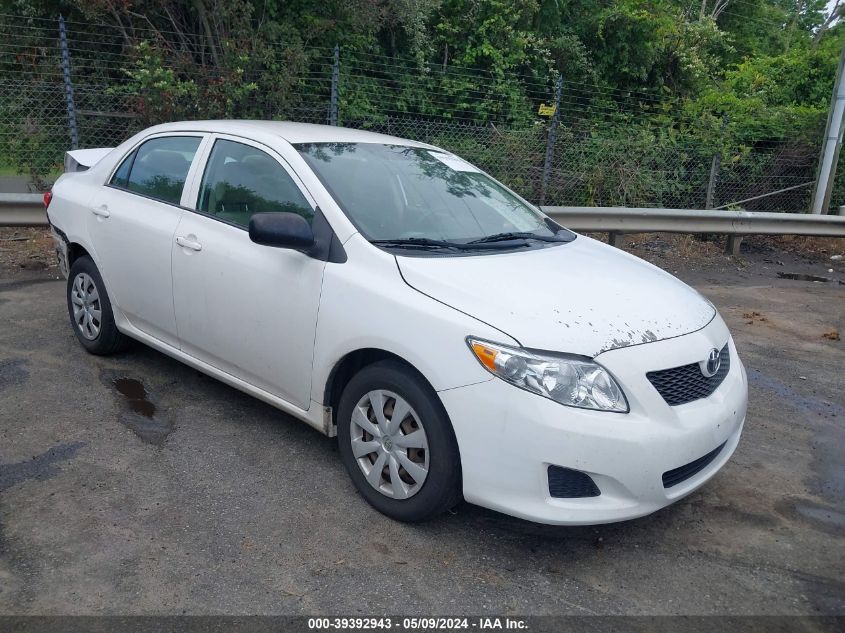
(337, 360, 462, 522)
(66, 256, 125, 355)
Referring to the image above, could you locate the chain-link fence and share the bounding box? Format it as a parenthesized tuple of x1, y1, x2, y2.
(0, 13, 840, 211)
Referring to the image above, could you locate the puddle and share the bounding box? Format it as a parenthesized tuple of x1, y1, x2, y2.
(108, 375, 173, 446)
(113, 377, 155, 417)
(776, 272, 831, 283)
(748, 369, 845, 508)
(795, 503, 845, 530)
(0, 358, 29, 392)
(0, 441, 85, 492)
(0, 277, 61, 293)
(775, 497, 845, 536)
(746, 369, 844, 419)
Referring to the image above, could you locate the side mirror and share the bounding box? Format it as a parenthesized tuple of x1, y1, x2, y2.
(248, 212, 315, 249)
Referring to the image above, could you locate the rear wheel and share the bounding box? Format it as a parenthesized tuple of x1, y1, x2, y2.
(337, 360, 462, 522)
(66, 255, 128, 355)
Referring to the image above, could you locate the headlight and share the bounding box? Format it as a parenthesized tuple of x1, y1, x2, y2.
(467, 337, 628, 412)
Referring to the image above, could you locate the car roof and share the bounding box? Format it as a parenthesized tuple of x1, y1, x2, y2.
(141, 120, 440, 149)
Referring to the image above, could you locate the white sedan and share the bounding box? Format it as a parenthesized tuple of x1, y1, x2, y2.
(46, 121, 748, 524)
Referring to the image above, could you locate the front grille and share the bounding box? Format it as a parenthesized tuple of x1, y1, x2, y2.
(662, 442, 726, 488)
(548, 466, 600, 498)
(646, 344, 730, 406)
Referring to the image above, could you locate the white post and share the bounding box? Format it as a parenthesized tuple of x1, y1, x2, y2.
(810, 44, 845, 214)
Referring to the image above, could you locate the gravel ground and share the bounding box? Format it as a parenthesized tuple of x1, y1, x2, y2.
(0, 231, 843, 616)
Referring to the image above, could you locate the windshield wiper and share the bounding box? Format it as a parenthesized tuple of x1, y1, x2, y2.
(466, 231, 571, 245)
(370, 237, 463, 251)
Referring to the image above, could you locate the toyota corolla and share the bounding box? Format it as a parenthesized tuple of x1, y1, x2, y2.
(45, 121, 748, 524)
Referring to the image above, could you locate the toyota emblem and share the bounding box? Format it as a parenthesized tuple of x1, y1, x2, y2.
(701, 348, 721, 377)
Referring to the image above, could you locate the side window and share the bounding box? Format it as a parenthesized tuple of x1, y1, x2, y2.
(197, 139, 313, 228)
(112, 136, 201, 205)
(110, 149, 135, 189)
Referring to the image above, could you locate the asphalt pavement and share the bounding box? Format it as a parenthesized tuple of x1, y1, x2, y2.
(0, 252, 843, 616)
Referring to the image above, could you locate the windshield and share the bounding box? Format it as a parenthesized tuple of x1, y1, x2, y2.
(295, 142, 573, 249)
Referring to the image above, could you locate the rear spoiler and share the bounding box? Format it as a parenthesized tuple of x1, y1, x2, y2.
(64, 147, 114, 173)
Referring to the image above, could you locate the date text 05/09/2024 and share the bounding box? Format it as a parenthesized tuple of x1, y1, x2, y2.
(307, 617, 528, 630)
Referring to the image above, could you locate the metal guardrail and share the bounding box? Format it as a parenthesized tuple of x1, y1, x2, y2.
(540, 206, 845, 236)
(2, 195, 844, 246)
(0, 193, 47, 226)
(540, 206, 845, 253)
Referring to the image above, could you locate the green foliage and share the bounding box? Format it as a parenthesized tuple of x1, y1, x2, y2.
(722, 32, 843, 109)
(110, 42, 199, 125)
(591, 1, 732, 97)
(1, 0, 843, 209)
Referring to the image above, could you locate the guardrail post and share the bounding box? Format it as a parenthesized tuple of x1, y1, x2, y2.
(725, 235, 743, 256)
(329, 45, 340, 126)
(58, 15, 79, 150)
(705, 114, 728, 209)
(539, 75, 563, 206)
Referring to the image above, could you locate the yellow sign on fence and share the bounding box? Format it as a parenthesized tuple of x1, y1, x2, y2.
(538, 103, 556, 116)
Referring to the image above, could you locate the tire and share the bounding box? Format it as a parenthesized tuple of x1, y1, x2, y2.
(66, 255, 129, 355)
(337, 359, 462, 522)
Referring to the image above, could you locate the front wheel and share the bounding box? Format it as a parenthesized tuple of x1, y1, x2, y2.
(337, 360, 462, 522)
(66, 255, 128, 355)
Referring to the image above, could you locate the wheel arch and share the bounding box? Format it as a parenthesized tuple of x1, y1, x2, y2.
(67, 241, 92, 267)
(323, 348, 442, 430)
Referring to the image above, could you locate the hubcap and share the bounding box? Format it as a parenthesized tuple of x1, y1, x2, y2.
(350, 389, 430, 499)
(71, 272, 102, 340)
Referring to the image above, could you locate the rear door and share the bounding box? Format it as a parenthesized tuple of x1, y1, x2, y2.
(87, 134, 206, 348)
(171, 135, 326, 409)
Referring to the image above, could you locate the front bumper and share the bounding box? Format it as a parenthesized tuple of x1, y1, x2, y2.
(441, 316, 748, 525)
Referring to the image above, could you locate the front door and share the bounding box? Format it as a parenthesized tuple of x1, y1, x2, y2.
(171, 136, 326, 409)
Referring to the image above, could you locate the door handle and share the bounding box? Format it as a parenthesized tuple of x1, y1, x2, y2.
(175, 235, 202, 252)
(92, 204, 110, 218)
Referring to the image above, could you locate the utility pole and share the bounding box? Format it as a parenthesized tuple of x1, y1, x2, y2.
(810, 44, 845, 214)
(539, 75, 563, 206)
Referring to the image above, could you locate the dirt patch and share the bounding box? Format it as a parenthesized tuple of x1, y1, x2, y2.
(0, 227, 59, 277)
(579, 232, 845, 284)
(742, 311, 768, 325)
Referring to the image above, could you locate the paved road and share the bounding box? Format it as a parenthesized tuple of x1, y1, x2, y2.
(0, 263, 843, 616)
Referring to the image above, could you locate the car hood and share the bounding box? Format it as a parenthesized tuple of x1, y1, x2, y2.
(396, 235, 715, 357)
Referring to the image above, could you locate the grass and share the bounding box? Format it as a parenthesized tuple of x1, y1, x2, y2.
(0, 157, 62, 180)
(0, 156, 23, 176)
